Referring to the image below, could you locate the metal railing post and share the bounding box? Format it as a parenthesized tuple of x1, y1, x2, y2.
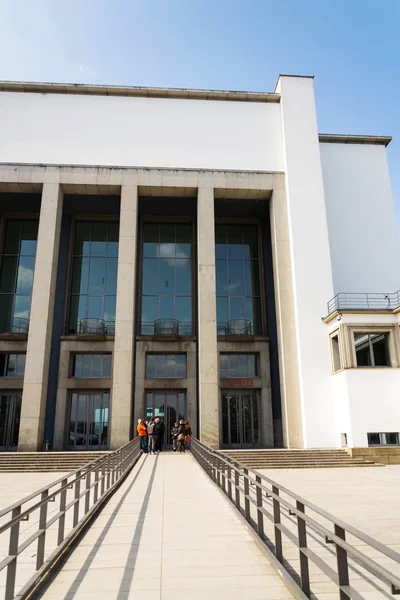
(107, 458, 111, 489)
(227, 465, 232, 500)
(36, 489, 49, 569)
(5, 506, 21, 600)
(335, 525, 350, 600)
(256, 475, 264, 538)
(244, 468, 250, 522)
(235, 469, 240, 509)
(73, 470, 81, 527)
(221, 459, 226, 493)
(297, 501, 310, 597)
(101, 462, 105, 495)
(94, 467, 99, 503)
(58, 478, 68, 545)
(85, 471, 91, 514)
(273, 485, 283, 562)
(111, 454, 116, 485)
(216, 457, 221, 488)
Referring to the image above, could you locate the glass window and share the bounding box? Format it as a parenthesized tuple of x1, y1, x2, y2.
(68, 222, 119, 333)
(215, 225, 262, 335)
(72, 354, 112, 378)
(141, 223, 193, 335)
(219, 354, 257, 378)
(331, 334, 341, 372)
(354, 332, 390, 367)
(0, 353, 26, 377)
(368, 432, 399, 446)
(0, 220, 38, 333)
(145, 354, 186, 378)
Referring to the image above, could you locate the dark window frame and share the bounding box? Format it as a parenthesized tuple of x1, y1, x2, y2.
(67, 219, 119, 334)
(71, 353, 112, 378)
(219, 353, 258, 379)
(145, 353, 187, 379)
(139, 219, 195, 336)
(0, 218, 39, 332)
(215, 222, 264, 336)
(0, 353, 26, 377)
(367, 432, 399, 446)
(354, 331, 391, 367)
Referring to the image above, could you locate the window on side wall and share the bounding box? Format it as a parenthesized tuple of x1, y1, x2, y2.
(0, 353, 26, 377)
(368, 432, 399, 446)
(330, 333, 341, 373)
(354, 332, 390, 367)
(145, 354, 186, 378)
(219, 354, 258, 378)
(72, 354, 112, 378)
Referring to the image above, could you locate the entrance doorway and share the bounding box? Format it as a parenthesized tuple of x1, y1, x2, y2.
(145, 390, 186, 449)
(0, 392, 22, 451)
(68, 391, 110, 450)
(221, 390, 261, 448)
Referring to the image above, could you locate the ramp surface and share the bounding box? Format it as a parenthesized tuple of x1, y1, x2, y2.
(39, 453, 293, 600)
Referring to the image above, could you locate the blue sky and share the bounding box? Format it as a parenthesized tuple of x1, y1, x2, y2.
(0, 0, 399, 226)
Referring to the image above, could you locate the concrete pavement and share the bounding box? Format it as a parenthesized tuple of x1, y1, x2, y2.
(37, 452, 294, 600)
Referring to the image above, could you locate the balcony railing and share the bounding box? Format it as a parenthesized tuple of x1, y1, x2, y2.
(140, 320, 192, 336)
(226, 319, 253, 336)
(154, 318, 179, 336)
(77, 318, 115, 336)
(327, 290, 400, 315)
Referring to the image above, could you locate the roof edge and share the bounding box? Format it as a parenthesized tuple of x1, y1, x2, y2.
(0, 80, 280, 103)
(319, 133, 392, 147)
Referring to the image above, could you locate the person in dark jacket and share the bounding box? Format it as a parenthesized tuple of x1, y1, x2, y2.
(147, 418, 156, 455)
(185, 421, 192, 449)
(171, 422, 179, 452)
(154, 417, 165, 453)
(177, 419, 186, 454)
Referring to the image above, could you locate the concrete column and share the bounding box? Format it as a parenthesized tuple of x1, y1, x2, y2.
(197, 187, 219, 447)
(19, 183, 63, 451)
(110, 185, 138, 449)
(275, 75, 335, 448)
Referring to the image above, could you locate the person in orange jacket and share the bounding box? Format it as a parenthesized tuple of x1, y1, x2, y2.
(137, 419, 148, 453)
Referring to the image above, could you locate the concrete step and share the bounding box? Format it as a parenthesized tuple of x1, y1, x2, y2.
(0, 451, 108, 472)
(220, 449, 381, 469)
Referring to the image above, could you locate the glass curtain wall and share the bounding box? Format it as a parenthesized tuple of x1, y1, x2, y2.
(0, 220, 38, 333)
(215, 224, 262, 334)
(141, 223, 192, 335)
(68, 222, 119, 333)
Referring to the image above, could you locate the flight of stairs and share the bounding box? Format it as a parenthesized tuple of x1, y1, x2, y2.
(0, 451, 109, 473)
(221, 449, 381, 469)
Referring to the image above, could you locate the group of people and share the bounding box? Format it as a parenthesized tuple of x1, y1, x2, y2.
(137, 417, 192, 454)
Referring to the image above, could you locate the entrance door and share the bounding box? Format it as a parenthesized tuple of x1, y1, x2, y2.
(221, 390, 260, 449)
(68, 391, 110, 450)
(0, 392, 22, 451)
(145, 390, 186, 449)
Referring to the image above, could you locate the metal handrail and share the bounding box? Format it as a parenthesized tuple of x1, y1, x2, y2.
(191, 438, 400, 599)
(327, 290, 400, 315)
(0, 437, 142, 600)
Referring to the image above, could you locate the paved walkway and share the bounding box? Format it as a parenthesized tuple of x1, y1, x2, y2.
(39, 453, 293, 600)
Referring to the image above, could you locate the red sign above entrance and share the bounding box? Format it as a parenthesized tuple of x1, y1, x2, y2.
(224, 379, 254, 387)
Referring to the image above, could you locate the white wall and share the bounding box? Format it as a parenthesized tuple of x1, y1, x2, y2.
(0, 92, 284, 172)
(276, 76, 336, 448)
(320, 143, 400, 294)
(333, 369, 400, 447)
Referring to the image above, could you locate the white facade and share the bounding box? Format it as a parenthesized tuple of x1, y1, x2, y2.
(320, 142, 400, 293)
(0, 75, 399, 451)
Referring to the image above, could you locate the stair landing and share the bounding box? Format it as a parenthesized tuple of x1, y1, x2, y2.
(221, 448, 381, 469)
(0, 451, 109, 472)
